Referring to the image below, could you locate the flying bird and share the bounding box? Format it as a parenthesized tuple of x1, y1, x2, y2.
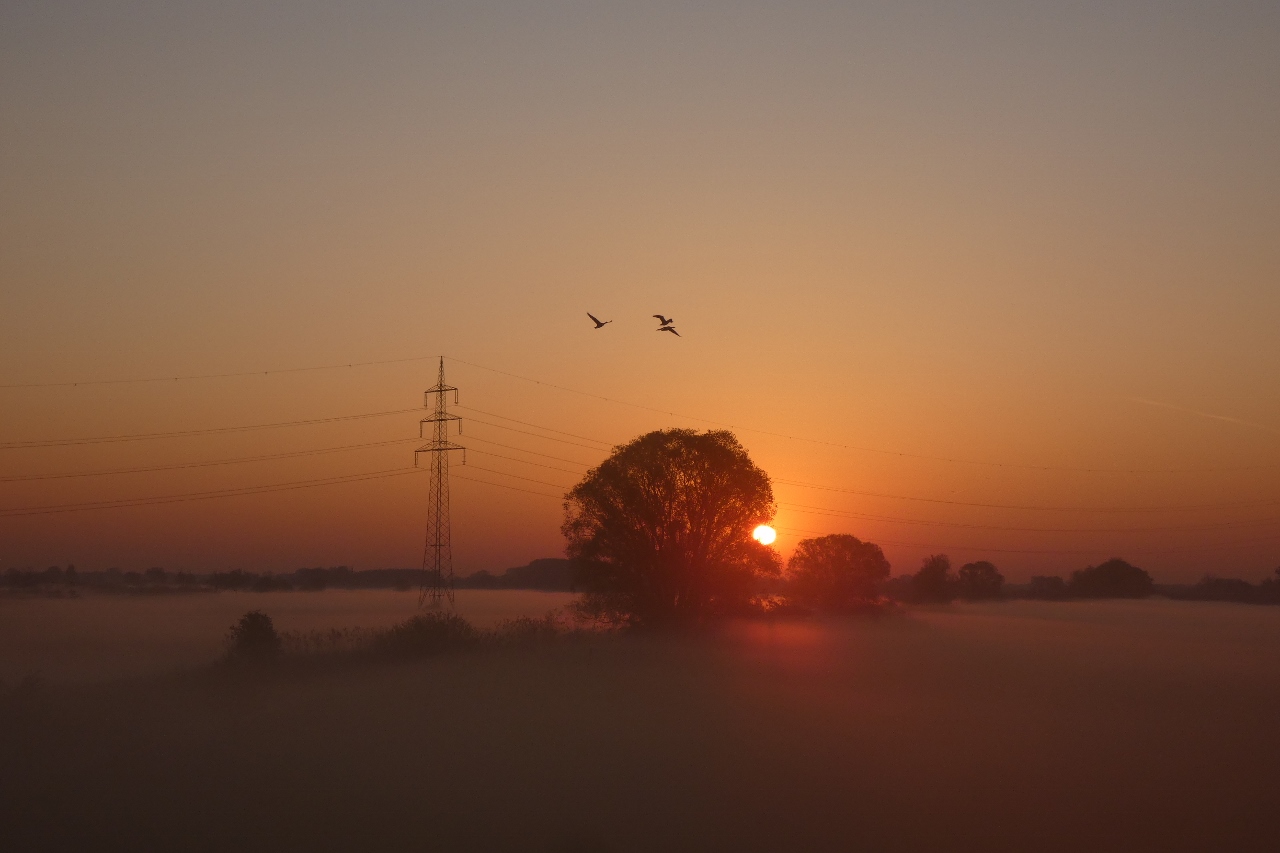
(587, 312, 611, 329)
(652, 315, 674, 326)
(658, 325, 681, 337)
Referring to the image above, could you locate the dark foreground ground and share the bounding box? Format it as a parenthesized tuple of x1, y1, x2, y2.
(2, 600, 1277, 852)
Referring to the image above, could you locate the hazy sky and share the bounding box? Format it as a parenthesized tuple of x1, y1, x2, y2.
(2, 1, 1278, 581)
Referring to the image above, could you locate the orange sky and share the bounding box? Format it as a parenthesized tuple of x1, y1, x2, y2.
(2, 1, 1278, 582)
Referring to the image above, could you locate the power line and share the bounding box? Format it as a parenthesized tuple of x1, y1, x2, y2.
(455, 405, 618, 447)
(468, 449, 588, 476)
(464, 417, 613, 451)
(778, 502, 1280, 535)
(771, 526, 1109, 556)
(8, 349, 1273, 474)
(0, 467, 425, 518)
(452, 472, 564, 501)
(448, 356, 1279, 475)
(0, 355, 440, 390)
(6, 355, 1278, 558)
(464, 435, 601, 468)
(0, 407, 421, 450)
(773, 477, 1280, 514)
(452, 456, 1280, 537)
(455, 403, 1280, 516)
(0, 437, 420, 482)
(772, 524, 1280, 556)
(461, 463, 574, 491)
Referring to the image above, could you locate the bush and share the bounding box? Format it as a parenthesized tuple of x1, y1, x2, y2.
(1028, 576, 1067, 600)
(371, 612, 480, 659)
(1258, 568, 1280, 604)
(279, 626, 377, 657)
(226, 611, 282, 662)
(493, 613, 573, 645)
(1068, 558, 1153, 599)
(956, 561, 1004, 600)
(1183, 576, 1258, 603)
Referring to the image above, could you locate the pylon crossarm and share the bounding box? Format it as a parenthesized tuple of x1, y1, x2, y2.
(420, 414, 460, 434)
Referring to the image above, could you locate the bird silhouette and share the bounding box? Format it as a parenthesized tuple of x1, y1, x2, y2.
(658, 325, 680, 337)
(587, 312, 611, 329)
(652, 314, 674, 326)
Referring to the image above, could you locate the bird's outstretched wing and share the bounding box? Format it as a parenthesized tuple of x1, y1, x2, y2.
(587, 312, 603, 326)
(660, 326, 681, 337)
(653, 314, 672, 325)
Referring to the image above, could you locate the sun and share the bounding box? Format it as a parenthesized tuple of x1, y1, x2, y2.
(752, 525, 777, 545)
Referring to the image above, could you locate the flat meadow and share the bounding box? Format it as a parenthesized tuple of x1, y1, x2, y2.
(2, 595, 1278, 851)
(0, 589, 576, 684)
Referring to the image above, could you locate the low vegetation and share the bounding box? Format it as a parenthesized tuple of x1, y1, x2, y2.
(0, 559, 573, 597)
(223, 609, 599, 670)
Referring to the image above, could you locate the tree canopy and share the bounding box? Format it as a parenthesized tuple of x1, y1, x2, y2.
(911, 554, 956, 603)
(561, 429, 778, 623)
(788, 534, 890, 609)
(1068, 558, 1153, 599)
(956, 560, 1004, 600)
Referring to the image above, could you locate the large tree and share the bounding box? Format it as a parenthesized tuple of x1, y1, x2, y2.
(787, 534, 890, 609)
(562, 429, 778, 622)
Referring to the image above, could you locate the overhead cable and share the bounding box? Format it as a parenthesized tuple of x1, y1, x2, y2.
(0, 467, 425, 517)
(0, 355, 439, 389)
(0, 437, 420, 482)
(448, 356, 1277, 475)
(0, 407, 421, 450)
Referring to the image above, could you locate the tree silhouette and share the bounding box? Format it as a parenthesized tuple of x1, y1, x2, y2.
(956, 560, 1004, 600)
(1068, 558, 1153, 599)
(788, 534, 890, 610)
(1028, 575, 1067, 600)
(225, 611, 281, 662)
(562, 429, 778, 623)
(1260, 568, 1280, 604)
(911, 554, 956, 603)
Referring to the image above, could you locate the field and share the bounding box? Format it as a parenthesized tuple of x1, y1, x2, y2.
(0, 589, 576, 684)
(2, 596, 1278, 851)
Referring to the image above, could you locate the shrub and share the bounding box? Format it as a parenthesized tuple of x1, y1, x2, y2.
(1184, 576, 1257, 603)
(1068, 558, 1153, 599)
(1258, 568, 1280, 604)
(956, 561, 1004, 600)
(371, 612, 480, 659)
(226, 611, 282, 662)
(1028, 576, 1067, 600)
(493, 613, 571, 645)
(279, 626, 377, 657)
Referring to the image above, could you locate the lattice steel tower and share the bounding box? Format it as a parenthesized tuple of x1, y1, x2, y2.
(416, 357, 465, 605)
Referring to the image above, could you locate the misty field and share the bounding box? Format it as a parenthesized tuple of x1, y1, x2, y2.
(0, 589, 576, 684)
(3, 598, 1278, 852)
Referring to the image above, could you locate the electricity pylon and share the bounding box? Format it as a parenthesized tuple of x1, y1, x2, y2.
(416, 357, 464, 606)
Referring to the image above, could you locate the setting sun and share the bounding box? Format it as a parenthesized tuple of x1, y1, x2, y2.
(752, 525, 777, 546)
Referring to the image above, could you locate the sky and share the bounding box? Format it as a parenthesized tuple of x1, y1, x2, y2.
(2, 0, 1278, 582)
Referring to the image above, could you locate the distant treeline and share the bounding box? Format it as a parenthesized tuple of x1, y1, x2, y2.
(6, 556, 1280, 606)
(1, 558, 575, 595)
(882, 556, 1280, 605)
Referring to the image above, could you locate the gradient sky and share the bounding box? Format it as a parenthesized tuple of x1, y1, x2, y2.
(2, 1, 1278, 582)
